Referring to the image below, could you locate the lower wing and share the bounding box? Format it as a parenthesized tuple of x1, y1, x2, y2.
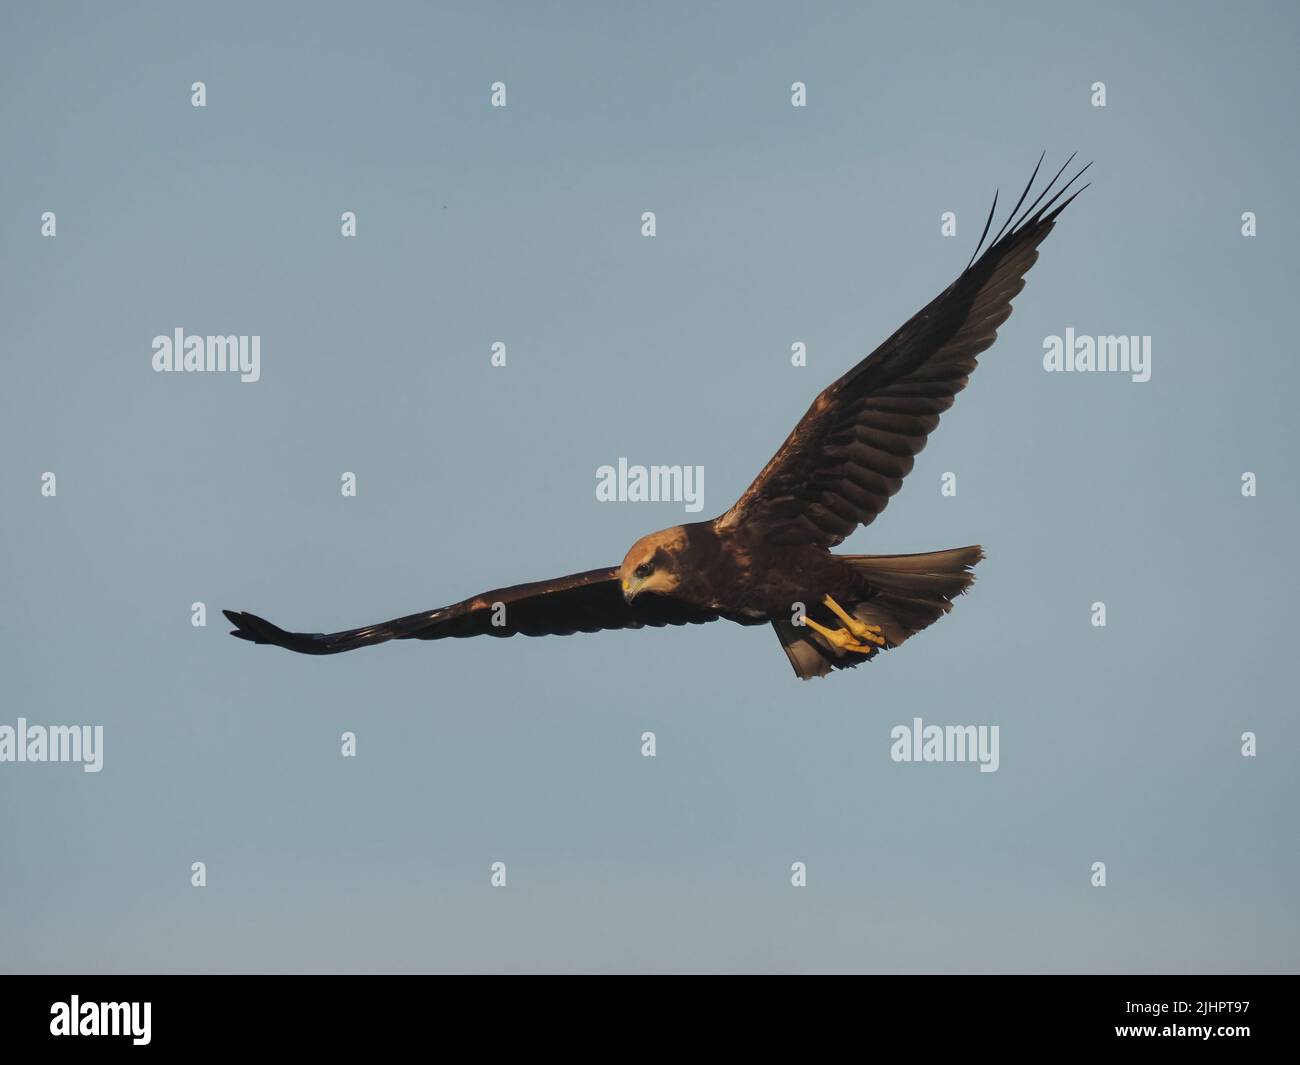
(223, 566, 719, 655)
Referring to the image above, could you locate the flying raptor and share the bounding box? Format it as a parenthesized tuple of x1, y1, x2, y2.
(226, 156, 1088, 679)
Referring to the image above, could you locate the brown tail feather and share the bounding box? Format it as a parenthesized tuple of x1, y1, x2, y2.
(772, 545, 984, 680)
(772, 618, 834, 679)
(843, 545, 984, 645)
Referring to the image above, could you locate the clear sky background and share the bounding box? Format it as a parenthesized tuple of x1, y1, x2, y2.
(2, 0, 1297, 973)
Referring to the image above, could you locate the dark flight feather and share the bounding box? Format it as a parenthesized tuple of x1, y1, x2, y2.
(717, 157, 1090, 548)
(223, 568, 718, 654)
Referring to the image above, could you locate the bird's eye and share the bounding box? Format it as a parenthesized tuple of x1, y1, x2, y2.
(634, 562, 654, 579)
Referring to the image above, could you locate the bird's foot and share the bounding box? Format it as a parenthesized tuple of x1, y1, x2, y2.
(801, 603, 885, 656)
(822, 595, 886, 646)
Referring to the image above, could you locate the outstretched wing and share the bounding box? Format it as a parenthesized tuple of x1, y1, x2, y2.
(224, 567, 719, 655)
(718, 155, 1089, 547)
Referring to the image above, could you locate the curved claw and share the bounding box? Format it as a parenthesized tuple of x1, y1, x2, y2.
(822, 595, 886, 646)
(802, 612, 881, 655)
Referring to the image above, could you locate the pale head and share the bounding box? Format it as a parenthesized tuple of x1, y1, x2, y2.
(619, 526, 686, 602)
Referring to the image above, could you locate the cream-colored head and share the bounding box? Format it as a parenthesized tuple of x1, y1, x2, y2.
(619, 527, 686, 602)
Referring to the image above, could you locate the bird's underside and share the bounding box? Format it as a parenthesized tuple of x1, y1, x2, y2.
(226, 154, 1087, 679)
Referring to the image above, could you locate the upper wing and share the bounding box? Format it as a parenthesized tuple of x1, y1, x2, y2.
(223, 566, 719, 655)
(718, 155, 1089, 547)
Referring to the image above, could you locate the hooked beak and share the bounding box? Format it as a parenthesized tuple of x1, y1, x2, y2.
(622, 577, 638, 603)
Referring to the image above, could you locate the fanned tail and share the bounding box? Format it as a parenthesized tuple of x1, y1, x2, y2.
(772, 545, 984, 680)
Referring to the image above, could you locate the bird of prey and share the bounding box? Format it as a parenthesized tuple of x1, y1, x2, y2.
(226, 155, 1087, 679)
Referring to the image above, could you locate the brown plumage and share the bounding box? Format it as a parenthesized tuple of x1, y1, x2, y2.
(226, 156, 1087, 679)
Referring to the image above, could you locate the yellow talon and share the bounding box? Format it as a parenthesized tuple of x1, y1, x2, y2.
(801, 612, 879, 655)
(822, 595, 886, 646)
